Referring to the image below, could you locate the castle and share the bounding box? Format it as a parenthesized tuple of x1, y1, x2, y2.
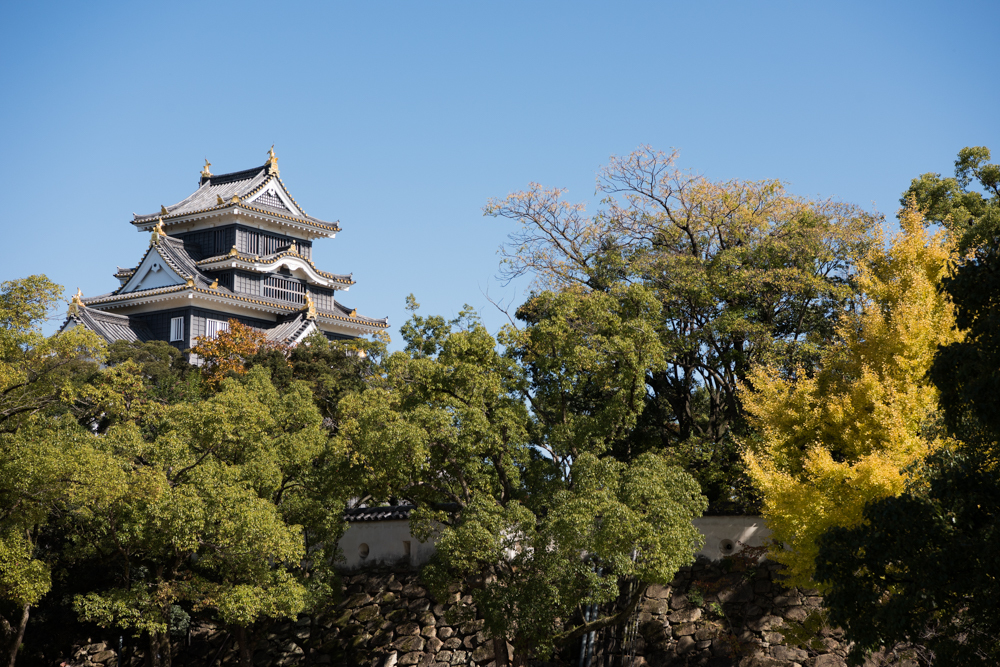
(61, 148, 388, 348)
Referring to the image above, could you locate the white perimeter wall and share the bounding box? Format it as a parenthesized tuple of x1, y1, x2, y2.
(339, 520, 439, 570)
(692, 516, 771, 561)
(338, 516, 771, 571)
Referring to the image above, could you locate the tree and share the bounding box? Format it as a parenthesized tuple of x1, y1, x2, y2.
(105, 339, 202, 405)
(741, 202, 959, 588)
(816, 147, 1000, 665)
(191, 319, 284, 389)
(0, 276, 104, 433)
(68, 367, 328, 667)
(337, 290, 706, 664)
(0, 417, 117, 667)
(0, 276, 105, 666)
(486, 147, 877, 511)
(903, 145, 1000, 252)
(247, 329, 388, 423)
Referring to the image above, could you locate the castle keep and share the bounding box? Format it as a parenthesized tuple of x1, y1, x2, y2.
(62, 149, 388, 348)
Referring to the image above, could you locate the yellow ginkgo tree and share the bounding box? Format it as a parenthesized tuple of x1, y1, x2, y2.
(741, 201, 962, 589)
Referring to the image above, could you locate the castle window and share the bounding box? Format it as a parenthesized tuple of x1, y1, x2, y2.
(263, 275, 306, 304)
(206, 318, 229, 339)
(169, 317, 184, 342)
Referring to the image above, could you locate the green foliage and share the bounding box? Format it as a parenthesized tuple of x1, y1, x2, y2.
(0, 275, 105, 433)
(903, 146, 1000, 252)
(106, 339, 202, 404)
(816, 448, 1000, 665)
(486, 148, 878, 512)
(339, 296, 706, 662)
(777, 610, 828, 652)
(255, 330, 387, 421)
(65, 366, 333, 656)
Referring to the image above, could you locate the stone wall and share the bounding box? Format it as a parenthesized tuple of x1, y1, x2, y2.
(54, 559, 918, 667)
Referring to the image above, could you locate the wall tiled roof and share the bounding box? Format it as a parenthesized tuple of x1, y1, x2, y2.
(343, 503, 460, 522)
(344, 505, 417, 522)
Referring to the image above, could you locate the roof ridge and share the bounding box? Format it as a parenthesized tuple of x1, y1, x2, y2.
(201, 164, 268, 186)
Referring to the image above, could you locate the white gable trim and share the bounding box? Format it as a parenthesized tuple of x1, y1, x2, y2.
(119, 247, 186, 294)
(198, 254, 345, 289)
(246, 179, 302, 217)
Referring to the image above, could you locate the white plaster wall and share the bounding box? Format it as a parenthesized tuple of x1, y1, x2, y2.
(337, 516, 771, 570)
(692, 516, 771, 561)
(338, 520, 438, 570)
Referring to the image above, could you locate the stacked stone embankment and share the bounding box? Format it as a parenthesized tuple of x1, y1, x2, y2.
(57, 560, 919, 667)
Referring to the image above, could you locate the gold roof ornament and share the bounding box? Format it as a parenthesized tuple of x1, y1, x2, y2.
(229, 245, 239, 256)
(209, 278, 219, 290)
(185, 276, 195, 288)
(288, 241, 297, 254)
(201, 159, 212, 179)
(230, 194, 241, 204)
(305, 294, 317, 320)
(160, 205, 169, 215)
(349, 308, 357, 317)
(217, 195, 226, 206)
(68, 288, 84, 316)
(150, 217, 166, 245)
(266, 145, 280, 176)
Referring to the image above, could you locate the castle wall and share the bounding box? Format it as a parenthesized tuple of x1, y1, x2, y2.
(57, 559, 913, 667)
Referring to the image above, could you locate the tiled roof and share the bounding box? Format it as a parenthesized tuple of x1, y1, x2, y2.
(133, 165, 269, 223)
(131, 164, 339, 231)
(343, 503, 460, 522)
(266, 313, 316, 344)
(329, 300, 387, 326)
(83, 282, 389, 329)
(64, 307, 154, 344)
(344, 505, 417, 522)
(157, 236, 214, 288)
(83, 284, 188, 306)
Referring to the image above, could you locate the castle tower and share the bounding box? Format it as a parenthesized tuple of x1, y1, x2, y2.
(62, 149, 388, 348)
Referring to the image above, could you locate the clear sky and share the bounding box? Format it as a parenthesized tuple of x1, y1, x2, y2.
(2, 1, 997, 346)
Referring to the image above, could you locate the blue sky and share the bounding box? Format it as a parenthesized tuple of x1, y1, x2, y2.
(2, 1, 998, 346)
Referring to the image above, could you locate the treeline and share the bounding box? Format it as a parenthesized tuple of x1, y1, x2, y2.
(1, 146, 997, 667)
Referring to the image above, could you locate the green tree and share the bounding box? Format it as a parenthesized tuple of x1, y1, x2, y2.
(105, 339, 202, 405)
(68, 366, 331, 667)
(485, 147, 877, 511)
(816, 147, 1000, 665)
(903, 145, 1000, 252)
(248, 329, 388, 423)
(0, 276, 105, 666)
(0, 276, 104, 432)
(337, 291, 706, 664)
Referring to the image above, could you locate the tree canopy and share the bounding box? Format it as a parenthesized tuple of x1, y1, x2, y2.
(486, 147, 878, 511)
(816, 147, 1000, 665)
(742, 202, 960, 588)
(336, 290, 707, 664)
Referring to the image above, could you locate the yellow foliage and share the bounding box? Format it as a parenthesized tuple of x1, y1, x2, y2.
(742, 202, 962, 589)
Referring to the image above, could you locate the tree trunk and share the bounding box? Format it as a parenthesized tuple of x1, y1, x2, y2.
(235, 625, 253, 667)
(146, 630, 171, 667)
(4, 603, 29, 667)
(491, 637, 508, 667)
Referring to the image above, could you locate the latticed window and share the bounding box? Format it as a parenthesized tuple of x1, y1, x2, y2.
(239, 229, 311, 259)
(263, 276, 306, 304)
(206, 319, 229, 339)
(170, 317, 184, 342)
